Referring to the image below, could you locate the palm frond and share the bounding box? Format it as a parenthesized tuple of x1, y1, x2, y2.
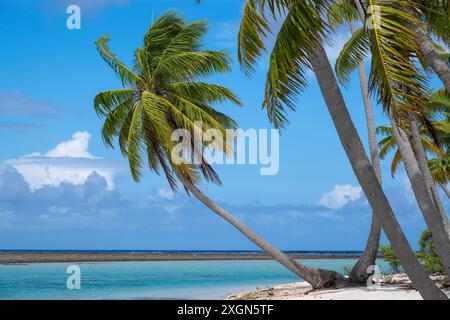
(262, 1, 329, 128)
(328, 0, 360, 29)
(101, 97, 134, 148)
(94, 89, 135, 116)
(237, 0, 271, 75)
(366, 0, 429, 117)
(150, 18, 208, 77)
(127, 101, 145, 181)
(168, 82, 242, 107)
(96, 35, 142, 87)
(391, 150, 402, 177)
(335, 26, 370, 86)
(153, 50, 231, 82)
(429, 156, 450, 184)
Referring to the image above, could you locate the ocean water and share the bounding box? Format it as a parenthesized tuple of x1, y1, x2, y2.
(0, 259, 390, 300)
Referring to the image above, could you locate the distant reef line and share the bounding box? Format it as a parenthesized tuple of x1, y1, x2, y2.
(0, 251, 361, 264)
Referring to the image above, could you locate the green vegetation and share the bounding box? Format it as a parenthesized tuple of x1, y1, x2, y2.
(381, 230, 445, 274)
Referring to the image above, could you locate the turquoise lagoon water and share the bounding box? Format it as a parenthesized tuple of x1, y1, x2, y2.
(0, 259, 389, 300)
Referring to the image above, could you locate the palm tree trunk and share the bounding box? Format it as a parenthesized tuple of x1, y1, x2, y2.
(180, 178, 347, 289)
(442, 184, 450, 199)
(410, 119, 449, 235)
(390, 114, 450, 278)
(347, 21, 382, 284)
(309, 43, 447, 300)
(413, 24, 450, 93)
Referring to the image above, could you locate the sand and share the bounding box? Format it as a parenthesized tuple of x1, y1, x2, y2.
(226, 274, 450, 300)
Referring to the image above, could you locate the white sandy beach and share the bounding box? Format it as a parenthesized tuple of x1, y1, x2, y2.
(226, 274, 450, 300)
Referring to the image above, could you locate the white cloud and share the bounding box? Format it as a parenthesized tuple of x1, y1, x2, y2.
(47, 131, 95, 158)
(158, 188, 175, 200)
(28, 131, 96, 159)
(319, 184, 363, 209)
(5, 131, 120, 190)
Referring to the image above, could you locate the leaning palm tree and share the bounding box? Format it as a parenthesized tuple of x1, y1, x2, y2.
(328, 0, 382, 284)
(333, 0, 450, 278)
(93, 11, 346, 289)
(199, 0, 447, 299)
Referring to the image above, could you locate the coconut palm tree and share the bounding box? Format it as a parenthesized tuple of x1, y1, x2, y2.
(94, 11, 346, 289)
(197, 0, 447, 299)
(328, 0, 382, 284)
(351, 0, 450, 92)
(333, 0, 450, 277)
(377, 90, 450, 198)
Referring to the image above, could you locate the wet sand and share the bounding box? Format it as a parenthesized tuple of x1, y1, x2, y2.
(0, 251, 360, 264)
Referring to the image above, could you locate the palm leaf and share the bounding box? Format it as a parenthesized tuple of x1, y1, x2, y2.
(96, 35, 142, 87)
(328, 0, 360, 29)
(335, 26, 370, 86)
(366, 0, 429, 118)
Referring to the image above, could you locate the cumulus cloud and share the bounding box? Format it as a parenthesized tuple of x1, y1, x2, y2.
(5, 131, 120, 190)
(319, 184, 363, 209)
(32, 131, 96, 159)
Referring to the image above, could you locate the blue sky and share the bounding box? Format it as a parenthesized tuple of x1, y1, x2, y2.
(0, 0, 447, 250)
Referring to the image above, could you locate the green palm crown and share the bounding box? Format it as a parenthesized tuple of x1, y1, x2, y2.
(94, 11, 242, 190)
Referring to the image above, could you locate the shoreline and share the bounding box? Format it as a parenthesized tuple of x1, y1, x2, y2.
(0, 251, 360, 264)
(225, 274, 450, 300)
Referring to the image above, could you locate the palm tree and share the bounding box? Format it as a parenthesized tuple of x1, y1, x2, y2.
(328, 0, 382, 284)
(351, 0, 450, 92)
(377, 126, 446, 177)
(93, 11, 346, 289)
(333, 0, 450, 277)
(377, 90, 450, 199)
(214, 0, 447, 299)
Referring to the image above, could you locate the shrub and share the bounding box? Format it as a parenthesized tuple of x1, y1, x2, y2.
(379, 244, 402, 273)
(417, 230, 445, 273)
(380, 230, 445, 274)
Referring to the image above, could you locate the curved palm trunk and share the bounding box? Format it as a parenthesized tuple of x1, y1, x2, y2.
(348, 21, 382, 284)
(390, 114, 450, 277)
(410, 119, 450, 237)
(180, 178, 347, 289)
(310, 43, 447, 300)
(413, 25, 450, 93)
